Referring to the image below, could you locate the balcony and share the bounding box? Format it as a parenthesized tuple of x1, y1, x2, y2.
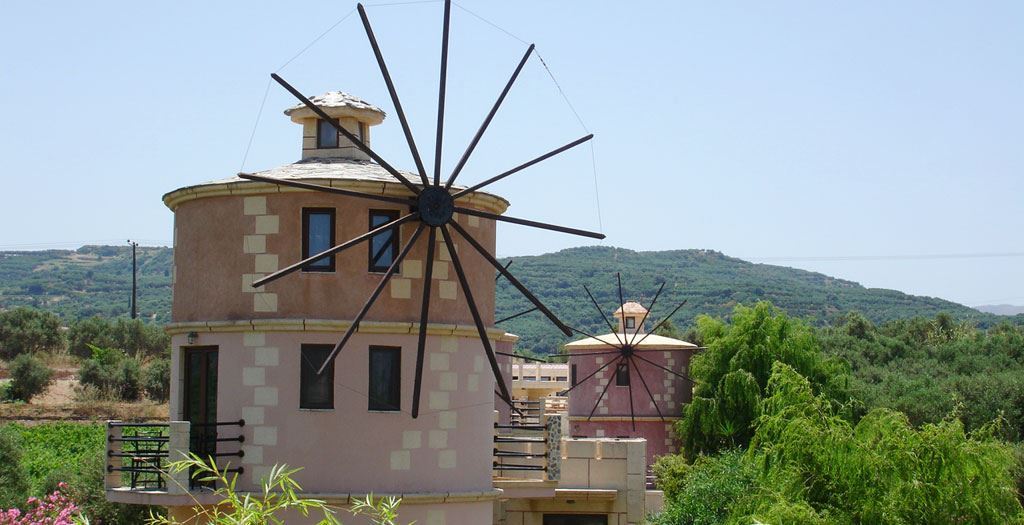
(105, 420, 244, 506)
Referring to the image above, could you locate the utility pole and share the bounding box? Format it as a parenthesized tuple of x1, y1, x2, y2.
(127, 240, 138, 319)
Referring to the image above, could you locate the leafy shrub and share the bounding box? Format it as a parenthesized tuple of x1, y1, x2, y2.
(6, 354, 53, 403)
(67, 318, 168, 359)
(143, 358, 170, 402)
(652, 450, 757, 525)
(78, 345, 141, 402)
(651, 454, 689, 500)
(0, 308, 64, 359)
(0, 428, 28, 509)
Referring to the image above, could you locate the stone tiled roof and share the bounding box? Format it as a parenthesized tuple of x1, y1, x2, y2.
(614, 301, 648, 315)
(216, 157, 416, 185)
(564, 333, 697, 350)
(283, 91, 385, 116)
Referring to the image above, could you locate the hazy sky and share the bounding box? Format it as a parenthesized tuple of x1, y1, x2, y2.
(1, 1, 1021, 307)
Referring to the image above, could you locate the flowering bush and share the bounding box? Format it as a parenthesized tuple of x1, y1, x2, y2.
(0, 483, 83, 525)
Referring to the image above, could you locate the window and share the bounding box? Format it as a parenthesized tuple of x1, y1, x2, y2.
(555, 376, 568, 382)
(369, 346, 401, 411)
(625, 316, 636, 329)
(571, 364, 578, 386)
(359, 122, 368, 143)
(368, 210, 400, 272)
(300, 344, 334, 409)
(541, 376, 552, 381)
(615, 363, 630, 386)
(302, 208, 335, 272)
(317, 118, 339, 149)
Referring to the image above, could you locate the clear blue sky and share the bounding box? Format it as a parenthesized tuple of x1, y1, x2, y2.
(1, 1, 1021, 307)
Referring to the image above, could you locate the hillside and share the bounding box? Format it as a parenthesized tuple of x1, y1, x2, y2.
(976, 304, 1024, 316)
(1, 245, 1017, 353)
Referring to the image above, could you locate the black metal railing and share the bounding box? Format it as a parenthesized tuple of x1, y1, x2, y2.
(188, 419, 246, 490)
(510, 400, 542, 426)
(493, 423, 547, 476)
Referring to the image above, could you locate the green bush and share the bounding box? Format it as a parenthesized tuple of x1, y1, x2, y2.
(68, 317, 169, 359)
(651, 453, 690, 500)
(0, 426, 29, 508)
(78, 345, 142, 401)
(0, 307, 64, 359)
(652, 450, 758, 525)
(7, 353, 54, 402)
(143, 358, 170, 402)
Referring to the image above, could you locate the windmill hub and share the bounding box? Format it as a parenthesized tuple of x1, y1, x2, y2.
(417, 186, 455, 226)
(621, 344, 634, 356)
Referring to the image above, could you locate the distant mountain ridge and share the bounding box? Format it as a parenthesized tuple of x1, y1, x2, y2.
(975, 304, 1024, 316)
(0, 245, 1018, 353)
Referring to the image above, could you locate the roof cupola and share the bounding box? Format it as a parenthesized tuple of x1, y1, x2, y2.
(613, 301, 648, 336)
(284, 91, 386, 161)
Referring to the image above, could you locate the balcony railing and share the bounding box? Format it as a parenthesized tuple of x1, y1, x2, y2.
(106, 420, 245, 493)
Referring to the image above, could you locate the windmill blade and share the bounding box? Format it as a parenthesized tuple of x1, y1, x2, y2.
(449, 220, 572, 336)
(632, 353, 694, 384)
(357, 3, 429, 186)
(632, 299, 689, 347)
(445, 43, 535, 189)
(453, 207, 604, 239)
(432, 0, 452, 186)
(629, 282, 665, 346)
(495, 306, 537, 324)
(270, 73, 422, 195)
(317, 225, 425, 374)
(583, 284, 623, 345)
(440, 225, 513, 406)
(410, 227, 438, 418)
(560, 353, 622, 395)
(494, 390, 524, 417)
(495, 259, 513, 281)
(626, 359, 636, 431)
(630, 355, 666, 422)
(451, 134, 594, 199)
(616, 272, 627, 345)
(253, 213, 418, 288)
(588, 355, 623, 421)
(238, 173, 415, 207)
(495, 350, 548, 364)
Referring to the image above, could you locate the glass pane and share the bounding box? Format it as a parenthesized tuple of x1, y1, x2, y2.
(307, 213, 332, 268)
(301, 345, 333, 409)
(369, 213, 395, 270)
(369, 347, 400, 411)
(206, 351, 218, 424)
(186, 352, 202, 422)
(317, 119, 338, 148)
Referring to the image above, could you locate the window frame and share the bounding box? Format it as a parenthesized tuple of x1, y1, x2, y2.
(299, 344, 335, 410)
(570, 364, 578, 386)
(615, 362, 630, 387)
(625, 316, 636, 329)
(302, 208, 336, 273)
(316, 118, 340, 149)
(367, 209, 400, 273)
(368, 345, 402, 412)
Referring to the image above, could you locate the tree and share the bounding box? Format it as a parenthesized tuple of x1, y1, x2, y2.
(676, 302, 851, 459)
(0, 308, 64, 359)
(67, 318, 168, 359)
(0, 428, 29, 509)
(6, 354, 54, 403)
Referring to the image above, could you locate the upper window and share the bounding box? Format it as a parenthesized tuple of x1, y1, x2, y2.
(302, 208, 335, 272)
(615, 363, 630, 386)
(300, 344, 334, 409)
(570, 364, 578, 386)
(368, 210, 400, 273)
(359, 122, 368, 144)
(368, 346, 401, 411)
(625, 316, 636, 329)
(317, 118, 339, 149)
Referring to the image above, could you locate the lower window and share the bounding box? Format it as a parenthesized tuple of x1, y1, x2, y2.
(543, 515, 608, 525)
(300, 344, 334, 409)
(368, 346, 401, 411)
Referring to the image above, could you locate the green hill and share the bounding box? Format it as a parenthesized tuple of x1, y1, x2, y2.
(1, 245, 1016, 353)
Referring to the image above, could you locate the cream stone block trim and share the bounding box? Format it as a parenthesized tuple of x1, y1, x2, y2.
(438, 411, 457, 430)
(437, 243, 452, 262)
(242, 367, 266, 386)
(254, 254, 279, 273)
(243, 333, 266, 347)
(243, 235, 266, 254)
(595, 429, 606, 437)
(666, 358, 675, 365)
(242, 274, 265, 293)
(254, 215, 279, 234)
(241, 445, 263, 465)
(390, 278, 411, 299)
(467, 374, 479, 392)
(467, 215, 480, 227)
(390, 450, 410, 471)
(425, 510, 445, 525)
(254, 293, 278, 313)
(281, 490, 501, 505)
(438, 450, 456, 469)
(428, 430, 448, 449)
(438, 281, 457, 300)
(243, 196, 267, 215)
(653, 394, 662, 401)
(439, 337, 458, 353)
(255, 347, 279, 367)
(428, 391, 450, 410)
(241, 406, 265, 425)
(401, 259, 422, 279)
(598, 407, 609, 414)
(431, 262, 449, 280)
(429, 353, 450, 372)
(473, 356, 485, 373)
(569, 416, 680, 422)
(438, 372, 458, 391)
(253, 426, 278, 446)
(402, 430, 422, 449)
(254, 387, 278, 406)
(596, 357, 605, 364)
(165, 319, 509, 339)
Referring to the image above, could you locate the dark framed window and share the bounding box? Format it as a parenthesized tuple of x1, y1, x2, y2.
(369, 346, 401, 411)
(571, 364, 578, 386)
(543, 514, 608, 525)
(625, 316, 636, 329)
(300, 344, 334, 409)
(615, 363, 630, 386)
(368, 210, 400, 273)
(358, 122, 368, 143)
(317, 118, 339, 149)
(302, 208, 335, 272)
